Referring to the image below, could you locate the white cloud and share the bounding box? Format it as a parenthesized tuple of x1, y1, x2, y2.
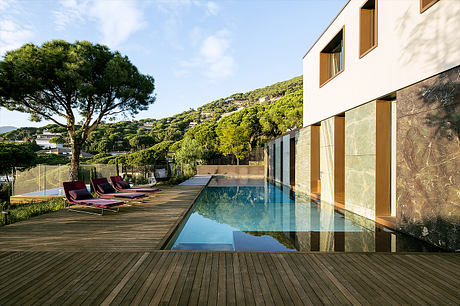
(180, 29, 236, 81)
(53, 0, 145, 48)
(53, 0, 89, 31)
(0, 0, 11, 11)
(206, 1, 219, 16)
(0, 19, 33, 55)
(89, 0, 145, 47)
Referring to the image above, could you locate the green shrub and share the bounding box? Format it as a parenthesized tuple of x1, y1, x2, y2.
(1, 198, 67, 226)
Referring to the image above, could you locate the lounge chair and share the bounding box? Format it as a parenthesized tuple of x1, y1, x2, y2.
(91, 178, 146, 199)
(110, 176, 161, 193)
(63, 181, 125, 216)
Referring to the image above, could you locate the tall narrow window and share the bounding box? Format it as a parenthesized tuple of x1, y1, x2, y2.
(320, 28, 344, 87)
(359, 0, 377, 58)
(420, 0, 439, 13)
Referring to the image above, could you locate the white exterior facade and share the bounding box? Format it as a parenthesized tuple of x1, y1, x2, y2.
(303, 0, 460, 126)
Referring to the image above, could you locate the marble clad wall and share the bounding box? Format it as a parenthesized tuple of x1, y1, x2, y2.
(295, 128, 311, 195)
(396, 66, 460, 251)
(275, 138, 282, 184)
(268, 142, 274, 180)
(282, 134, 291, 187)
(320, 117, 335, 204)
(345, 101, 377, 220)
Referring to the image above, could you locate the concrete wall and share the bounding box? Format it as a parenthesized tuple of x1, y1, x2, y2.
(197, 165, 264, 176)
(295, 128, 311, 195)
(303, 0, 460, 126)
(320, 117, 335, 203)
(345, 101, 376, 220)
(282, 134, 290, 187)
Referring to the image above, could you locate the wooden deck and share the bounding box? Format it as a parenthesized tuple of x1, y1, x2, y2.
(0, 251, 458, 305)
(0, 185, 204, 252)
(0, 184, 459, 305)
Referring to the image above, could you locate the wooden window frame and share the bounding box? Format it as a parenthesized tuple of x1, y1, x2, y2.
(420, 0, 439, 13)
(319, 27, 345, 88)
(359, 0, 378, 59)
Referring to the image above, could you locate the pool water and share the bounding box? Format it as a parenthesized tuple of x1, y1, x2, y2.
(166, 177, 442, 252)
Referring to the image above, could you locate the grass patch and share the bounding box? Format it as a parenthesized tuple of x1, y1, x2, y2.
(0, 198, 67, 226)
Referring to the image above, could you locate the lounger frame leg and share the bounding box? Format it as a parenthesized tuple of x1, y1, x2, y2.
(68, 206, 119, 216)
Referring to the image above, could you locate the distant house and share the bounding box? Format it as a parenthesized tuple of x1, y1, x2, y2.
(200, 112, 212, 117)
(188, 122, 198, 128)
(138, 122, 154, 130)
(35, 130, 62, 149)
(259, 96, 269, 102)
(38, 147, 92, 158)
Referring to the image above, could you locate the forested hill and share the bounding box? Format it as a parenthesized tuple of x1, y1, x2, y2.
(1, 75, 303, 165)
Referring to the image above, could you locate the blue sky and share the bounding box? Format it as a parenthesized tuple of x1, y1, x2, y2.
(0, 0, 347, 128)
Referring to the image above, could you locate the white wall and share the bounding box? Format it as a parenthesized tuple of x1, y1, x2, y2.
(303, 0, 460, 126)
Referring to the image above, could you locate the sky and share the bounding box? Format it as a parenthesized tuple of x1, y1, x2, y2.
(0, 0, 347, 128)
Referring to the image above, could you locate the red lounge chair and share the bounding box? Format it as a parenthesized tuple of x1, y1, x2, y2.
(110, 176, 160, 193)
(63, 181, 124, 216)
(91, 178, 146, 199)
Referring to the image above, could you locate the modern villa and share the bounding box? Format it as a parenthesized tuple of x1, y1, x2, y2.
(266, 0, 460, 251)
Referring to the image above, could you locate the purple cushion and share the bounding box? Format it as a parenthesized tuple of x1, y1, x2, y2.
(116, 181, 130, 189)
(97, 182, 116, 194)
(69, 189, 92, 201)
(104, 193, 144, 199)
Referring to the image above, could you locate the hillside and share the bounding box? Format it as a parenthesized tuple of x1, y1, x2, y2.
(0, 126, 17, 134)
(1, 75, 303, 165)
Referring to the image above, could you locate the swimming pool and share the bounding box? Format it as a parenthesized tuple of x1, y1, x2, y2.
(166, 177, 441, 252)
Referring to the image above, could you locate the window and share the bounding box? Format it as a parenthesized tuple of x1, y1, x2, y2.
(420, 0, 439, 13)
(320, 28, 344, 87)
(359, 0, 377, 58)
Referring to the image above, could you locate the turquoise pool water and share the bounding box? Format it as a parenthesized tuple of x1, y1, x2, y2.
(166, 177, 441, 252)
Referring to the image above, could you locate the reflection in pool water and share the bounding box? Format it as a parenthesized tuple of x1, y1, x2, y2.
(166, 178, 442, 252)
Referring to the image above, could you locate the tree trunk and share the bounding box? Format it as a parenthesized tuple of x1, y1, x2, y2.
(236, 157, 240, 166)
(70, 142, 82, 181)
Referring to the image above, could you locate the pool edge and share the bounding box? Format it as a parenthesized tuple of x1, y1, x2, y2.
(158, 177, 212, 250)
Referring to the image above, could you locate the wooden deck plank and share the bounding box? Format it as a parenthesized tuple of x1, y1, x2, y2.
(177, 252, 200, 305)
(47, 252, 122, 305)
(355, 254, 434, 305)
(217, 252, 227, 305)
(25, 252, 97, 305)
(197, 252, 212, 306)
(117, 253, 162, 305)
(268, 254, 304, 305)
(325, 254, 384, 305)
(207, 252, 220, 305)
(141, 252, 180, 304)
(276, 253, 315, 305)
(261, 253, 294, 305)
(154, 252, 187, 305)
(238, 252, 255, 305)
(244, 252, 265, 305)
(344, 254, 416, 305)
(248, 253, 274, 305)
(374, 254, 460, 304)
(225, 252, 236, 306)
(232, 253, 246, 306)
(297, 253, 342, 305)
(179, 252, 203, 305)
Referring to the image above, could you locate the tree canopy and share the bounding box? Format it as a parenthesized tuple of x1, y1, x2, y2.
(0, 40, 155, 180)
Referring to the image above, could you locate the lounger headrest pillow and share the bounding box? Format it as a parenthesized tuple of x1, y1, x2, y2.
(116, 181, 130, 189)
(69, 189, 92, 201)
(97, 182, 116, 194)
